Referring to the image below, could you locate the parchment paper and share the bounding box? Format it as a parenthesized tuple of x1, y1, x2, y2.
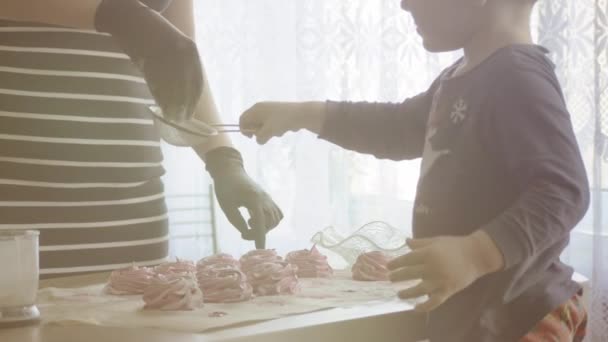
(38, 271, 414, 333)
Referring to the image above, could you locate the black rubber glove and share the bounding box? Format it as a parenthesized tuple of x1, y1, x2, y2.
(95, 0, 202, 121)
(205, 147, 283, 249)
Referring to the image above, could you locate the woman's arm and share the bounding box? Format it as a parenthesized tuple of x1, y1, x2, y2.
(0, 0, 102, 29)
(162, 0, 233, 156)
(163, 1, 283, 249)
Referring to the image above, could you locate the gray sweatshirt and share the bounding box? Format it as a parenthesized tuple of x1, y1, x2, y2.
(319, 45, 589, 341)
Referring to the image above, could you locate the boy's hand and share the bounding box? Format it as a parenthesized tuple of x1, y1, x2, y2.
(240, 102, 325, 144)
(387, 231, 504, 312)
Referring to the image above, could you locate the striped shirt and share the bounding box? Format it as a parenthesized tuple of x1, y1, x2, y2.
(0, 20, 170, 277)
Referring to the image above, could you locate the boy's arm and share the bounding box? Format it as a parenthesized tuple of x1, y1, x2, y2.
(479, 65, 590, 271)
(242, 91, 434, 160)
(318, 91, 434, 161)
(241, 78, 439, 158)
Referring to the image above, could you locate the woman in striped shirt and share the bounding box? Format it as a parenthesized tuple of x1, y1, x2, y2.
(0, 0, 282, 277)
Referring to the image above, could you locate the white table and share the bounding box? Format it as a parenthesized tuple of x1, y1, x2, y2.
(0, 272, 427, 342)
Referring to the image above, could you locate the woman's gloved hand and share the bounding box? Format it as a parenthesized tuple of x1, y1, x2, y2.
(95, 0, 202, 121)
(205, 147, 283, 248)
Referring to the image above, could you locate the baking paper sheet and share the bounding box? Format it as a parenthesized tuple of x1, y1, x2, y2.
(38, 271, 414, 333)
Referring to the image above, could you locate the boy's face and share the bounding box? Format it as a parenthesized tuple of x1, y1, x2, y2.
(401, 0, 488, 52)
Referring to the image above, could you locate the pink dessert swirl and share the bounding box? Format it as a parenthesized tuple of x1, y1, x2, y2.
(246, 261, 299, 296)
(154, 258, 196, 276)
(197, 264, 253, 303)
(239, 249, 283, 275)
(142, 273, 203, 311)
(351, 251, 391, 281)
(105, 265, 155, 295)
(286, 246, 333, 278)
(197, 253, 240, 270)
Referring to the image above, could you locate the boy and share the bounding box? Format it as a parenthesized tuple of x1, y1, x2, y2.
(239, 0, 589, 340)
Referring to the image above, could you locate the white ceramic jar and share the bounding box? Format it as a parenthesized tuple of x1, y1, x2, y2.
(0, 230, 40, 325)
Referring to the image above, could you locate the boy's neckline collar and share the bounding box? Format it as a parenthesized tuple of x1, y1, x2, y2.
(443, 44, 549, 82)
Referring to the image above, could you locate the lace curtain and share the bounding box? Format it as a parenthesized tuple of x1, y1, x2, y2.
(162, 0, 606, 339)
(188, 0, 459, 256)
